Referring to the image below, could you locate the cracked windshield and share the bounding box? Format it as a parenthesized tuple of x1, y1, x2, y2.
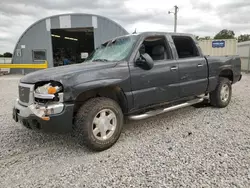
(86, 36, 137, 62)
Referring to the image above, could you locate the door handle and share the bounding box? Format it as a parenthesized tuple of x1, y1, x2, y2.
(197, 64, 203, 68)
(170, 66, 178, 71)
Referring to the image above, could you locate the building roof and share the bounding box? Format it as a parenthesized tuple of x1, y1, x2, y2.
(13, 13, 128, 53)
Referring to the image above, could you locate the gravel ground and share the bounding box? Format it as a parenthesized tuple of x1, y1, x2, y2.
(0, 74, 250, 188)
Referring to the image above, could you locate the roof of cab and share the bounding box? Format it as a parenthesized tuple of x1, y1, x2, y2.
(136, 31, 194, 37)
(102, 31, 195, 44)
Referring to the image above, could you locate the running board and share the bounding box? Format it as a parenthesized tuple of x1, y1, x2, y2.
(128, 98, 204, 121)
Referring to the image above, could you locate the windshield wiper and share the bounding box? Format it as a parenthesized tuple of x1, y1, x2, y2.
(92, 58, 109, 62)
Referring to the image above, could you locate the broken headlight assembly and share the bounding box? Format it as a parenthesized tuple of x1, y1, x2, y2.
(29, 81, 64, 121)
(34, 81, 64, 103)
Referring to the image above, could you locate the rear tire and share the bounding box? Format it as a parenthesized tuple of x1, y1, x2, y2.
(73, 97, 123, 151)
(209, 77, 232, 108)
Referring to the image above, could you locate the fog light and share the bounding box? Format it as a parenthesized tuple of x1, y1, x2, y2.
(29, 103, 64, 121)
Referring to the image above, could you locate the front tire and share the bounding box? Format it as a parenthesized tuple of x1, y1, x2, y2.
(74, 97, 123, 151)
(210, 77, 232, 108)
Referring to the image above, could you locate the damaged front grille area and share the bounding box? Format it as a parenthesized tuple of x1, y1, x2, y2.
(19, 86, 30, 104)
(18, 83, 34, 106)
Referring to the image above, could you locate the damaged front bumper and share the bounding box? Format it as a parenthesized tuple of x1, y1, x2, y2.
(13, 99, 74, 133)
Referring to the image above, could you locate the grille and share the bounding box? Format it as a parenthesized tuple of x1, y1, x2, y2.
(19, 85, 30, 104)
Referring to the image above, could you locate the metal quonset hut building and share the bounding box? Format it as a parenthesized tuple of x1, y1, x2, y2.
(11, 13, 129, 74)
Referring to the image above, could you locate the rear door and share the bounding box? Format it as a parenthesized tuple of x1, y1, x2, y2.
(171, 36, 208, 98)
(129, 35, 180, 109)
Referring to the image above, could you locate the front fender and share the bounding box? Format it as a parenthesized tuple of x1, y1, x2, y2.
(72, 79, 124, 100)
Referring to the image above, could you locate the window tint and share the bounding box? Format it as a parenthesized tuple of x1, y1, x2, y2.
(32, 50, 46, 61)
(139, 36, 171, 61)
(172, 36, 200, 58)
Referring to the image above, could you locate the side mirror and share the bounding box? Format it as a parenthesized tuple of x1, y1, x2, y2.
(136, 53, 154, 70)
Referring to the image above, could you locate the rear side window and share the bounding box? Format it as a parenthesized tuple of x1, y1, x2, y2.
(172, 36, 200, 58)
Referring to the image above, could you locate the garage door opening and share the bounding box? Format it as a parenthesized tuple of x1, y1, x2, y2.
(51, 27, 94, 67)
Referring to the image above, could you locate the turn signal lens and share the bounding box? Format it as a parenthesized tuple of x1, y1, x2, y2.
(42, 116, 50, 121)
(48, 87, 57, 94)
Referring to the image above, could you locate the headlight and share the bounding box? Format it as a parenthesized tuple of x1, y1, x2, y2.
(34, 82, 63, 102)
(35, 83, 62, 94)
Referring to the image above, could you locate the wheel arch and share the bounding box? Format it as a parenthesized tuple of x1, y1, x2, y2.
(73, 86, 128, 115)
(219, 69, 234, 82)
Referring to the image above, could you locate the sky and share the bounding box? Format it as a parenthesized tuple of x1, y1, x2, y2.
(0, 0, 250, 53)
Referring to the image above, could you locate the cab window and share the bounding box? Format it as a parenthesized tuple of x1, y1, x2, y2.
(139, 36, 172, 61)
(172, 36, 200, 58)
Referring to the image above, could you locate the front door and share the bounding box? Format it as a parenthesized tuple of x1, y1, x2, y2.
(129, 35, 180, 109)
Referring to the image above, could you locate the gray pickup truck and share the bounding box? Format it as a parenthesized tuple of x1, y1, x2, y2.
(13, 32, 242, 151)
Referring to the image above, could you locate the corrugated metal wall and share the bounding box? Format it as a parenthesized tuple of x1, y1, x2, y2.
(11, 13, 128, 74)
(198, 39, 237, 56)
(237, 41, 250, 72)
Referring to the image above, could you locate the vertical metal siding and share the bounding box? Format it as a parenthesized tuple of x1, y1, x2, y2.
(237, 41, 250, 72)
(50, 17, 60, 29)
(198, 39, 237, 56)
(71, 15, 92, 28)
(11, 20, 53, 74)
(93, 17, 128, 48)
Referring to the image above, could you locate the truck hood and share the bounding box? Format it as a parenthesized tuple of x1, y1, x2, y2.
(20, 61, 118, 84)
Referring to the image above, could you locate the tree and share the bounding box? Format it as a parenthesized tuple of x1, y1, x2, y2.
(3, 52, 12, 57)
(0, 54, 3, 57)
(238, 34, 250, 43)
(214, 29, 235, 39)
(195, 35, 200, 40)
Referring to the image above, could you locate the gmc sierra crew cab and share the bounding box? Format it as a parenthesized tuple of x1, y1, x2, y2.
(13, 32, 242, 151)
